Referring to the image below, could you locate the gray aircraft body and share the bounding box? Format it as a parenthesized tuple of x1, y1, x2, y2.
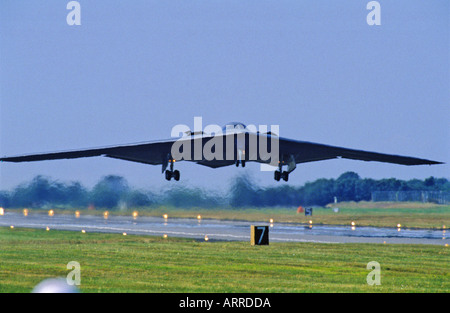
(0, 122, 443, 182)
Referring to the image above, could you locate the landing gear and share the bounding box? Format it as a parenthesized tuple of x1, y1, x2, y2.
(235, 160, 246, 167)
(173, 170, 180, 181)
(164, 159, 180, 181)
(274, 155, 296, 182)
(165, 170, 172, 180)
(165, 169, 180, 181)
(274, 170, 289, 182)
(274, 170, 281, 181)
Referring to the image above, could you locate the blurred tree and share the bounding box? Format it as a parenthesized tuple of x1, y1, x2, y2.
(229, 174, 260, 208)
(0, 191, 10, 207)
(90, 175, 129, 209)
(334, 172, 360, 202)
(1, 173, 448, 208)
(424, 176, 435, 187)
(124, 190, 154, 207)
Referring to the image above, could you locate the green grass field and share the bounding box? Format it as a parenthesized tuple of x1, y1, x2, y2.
(0, 227, 448, 293)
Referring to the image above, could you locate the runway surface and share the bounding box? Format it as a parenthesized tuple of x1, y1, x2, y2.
(0, 212, 448, 245)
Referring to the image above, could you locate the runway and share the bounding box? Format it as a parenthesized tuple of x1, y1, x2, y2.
(0, 212, 448, 245)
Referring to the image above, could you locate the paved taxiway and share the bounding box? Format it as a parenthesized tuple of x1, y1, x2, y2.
(0, 212, 448, 245)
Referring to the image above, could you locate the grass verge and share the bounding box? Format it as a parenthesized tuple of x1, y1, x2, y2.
(0, 227, 448, 293)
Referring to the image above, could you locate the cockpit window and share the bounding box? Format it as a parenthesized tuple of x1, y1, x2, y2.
(222, 122, 246, 132)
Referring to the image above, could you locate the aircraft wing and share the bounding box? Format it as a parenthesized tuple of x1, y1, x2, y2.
(0, 139, 177, 166)
(0, 133, 443, 169)
(276, 136, 443, 166)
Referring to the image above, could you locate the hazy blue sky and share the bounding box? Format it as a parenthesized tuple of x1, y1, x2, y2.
(1, 1, 448, 192)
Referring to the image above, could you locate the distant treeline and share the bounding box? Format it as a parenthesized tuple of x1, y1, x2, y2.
(0, 172, 449, 209)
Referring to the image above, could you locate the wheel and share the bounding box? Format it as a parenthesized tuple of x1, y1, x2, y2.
(241, 160, 246, 167)
(235, 160, 240, 167)
(173, 170, 180, 181)
(165, 170, 172, 181)
(282, 171, 289, 182)
(274, 170, 281, 181)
